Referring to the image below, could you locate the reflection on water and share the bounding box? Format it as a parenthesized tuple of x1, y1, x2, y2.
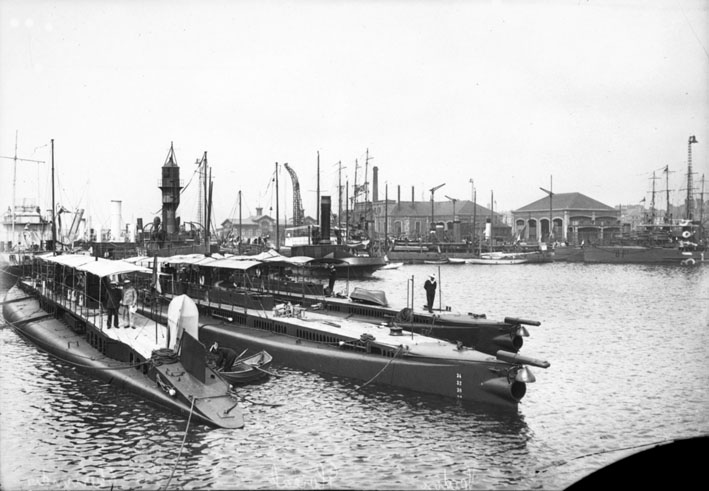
(2, 263, 709, 489)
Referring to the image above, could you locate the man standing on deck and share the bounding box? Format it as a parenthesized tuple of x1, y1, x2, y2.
(103, 280, 121, 329)
(424, 274, 437, 313)
(121, 279, 138, 329)
(327, 264, 337, 296)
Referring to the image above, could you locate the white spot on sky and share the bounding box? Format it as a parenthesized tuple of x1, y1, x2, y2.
(24, 18, 34, 28)
(10, 18, 20, 28)
(45, 22, 53, 32)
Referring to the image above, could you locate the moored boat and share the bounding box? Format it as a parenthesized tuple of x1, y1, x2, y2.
(582, 243, 704, 265)
(141, 251, 544, 356)
(2, 254, 245, 428)
(349, 287, 388, 306)
(142, 294, 549, 408)
(214, 350, 274, 385)
(465, 257, 528, 265)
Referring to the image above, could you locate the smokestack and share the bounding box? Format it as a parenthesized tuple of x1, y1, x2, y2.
(320, 196, 331, 244)
(110, 200, 122, 242)
(373, 166, 379, 202)
(397, 185, 401, 206)
(412, 186, 415, 205)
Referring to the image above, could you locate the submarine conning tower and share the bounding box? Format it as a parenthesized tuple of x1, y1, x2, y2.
(159, 142, 183, 238)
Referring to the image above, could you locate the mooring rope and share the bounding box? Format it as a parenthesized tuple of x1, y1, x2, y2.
(357, 345, 404, 390)
(151, 348, 179, 366)
(163, 396, 197, 490)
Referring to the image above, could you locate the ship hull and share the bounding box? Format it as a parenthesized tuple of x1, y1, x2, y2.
(199, 320, 525, 408)
(2, 282, 244, 428)
(583, 245, 704, 264)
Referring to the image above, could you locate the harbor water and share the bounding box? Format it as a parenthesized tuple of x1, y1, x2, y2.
(1, 262, 708, 490)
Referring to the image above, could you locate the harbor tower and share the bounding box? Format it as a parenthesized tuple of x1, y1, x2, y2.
(159, 143, 183, 238)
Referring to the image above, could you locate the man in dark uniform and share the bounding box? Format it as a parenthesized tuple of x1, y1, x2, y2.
(103, 279, 121, 329)
(424, 274, 437, 313)
(327, 264, 337, 296)
(209, 342, 238, 372)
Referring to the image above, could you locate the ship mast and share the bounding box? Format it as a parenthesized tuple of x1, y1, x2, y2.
(664, 165, 671, 223)
(649, 171, 659, 224)
(337, 161, 342, 232)
(686, 135, 698, 220)
(275, 162, 280, 251)
(700, 175, 705, 244)
(353, 159, 358, 228)
(238, 190, 242, 254)
(0, 131, 45, 247)
(51, 139, 56, 255)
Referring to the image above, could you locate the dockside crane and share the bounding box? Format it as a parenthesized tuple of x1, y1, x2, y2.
(283, 163, 305, 226)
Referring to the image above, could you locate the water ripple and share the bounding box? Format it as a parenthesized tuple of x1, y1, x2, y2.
(2, 265, 708, 489)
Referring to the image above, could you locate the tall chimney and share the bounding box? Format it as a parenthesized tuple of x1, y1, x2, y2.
(412, 186, 415, 205)
(397, 185, 401, 206)
(320, 196, 331, 244)
(372, 166, 379, 202)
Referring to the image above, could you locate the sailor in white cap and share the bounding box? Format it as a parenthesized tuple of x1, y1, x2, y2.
(121, 279, 138, 329)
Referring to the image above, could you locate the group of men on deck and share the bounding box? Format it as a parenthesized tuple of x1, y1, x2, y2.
(103, 279, 138, 329)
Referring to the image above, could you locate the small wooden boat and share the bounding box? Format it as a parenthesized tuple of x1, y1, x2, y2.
(423, 259, 448, 264)
(466, 257, 528, 265)
(466, 252, 529, 265)
(447, 257, 467, 264)
(350, 287, 389, 307)
(219, 350, 274, 385)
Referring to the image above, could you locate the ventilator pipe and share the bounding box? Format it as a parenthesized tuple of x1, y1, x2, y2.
(496, 350, 550, 369)
(480, 377, 526, 403)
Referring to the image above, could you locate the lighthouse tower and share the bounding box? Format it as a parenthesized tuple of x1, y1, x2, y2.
(159, 142, 182, 238)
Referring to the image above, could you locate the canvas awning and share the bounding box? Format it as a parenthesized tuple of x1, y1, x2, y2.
(206, 259, 262, 271)
(165, 254, 206, 264)
(260, 255, 314, 266)
(123, 255, 150, 264)
(76, 258, 152, 278)
(41, 254, 95, 268)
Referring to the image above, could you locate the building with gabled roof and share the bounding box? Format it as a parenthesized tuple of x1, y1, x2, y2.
(512, 192, 619, 244)
(220, 207, 276, 242)
(219, 206, 317, 244)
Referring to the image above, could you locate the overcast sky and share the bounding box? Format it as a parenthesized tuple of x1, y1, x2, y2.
(1, 0, 707, 233)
